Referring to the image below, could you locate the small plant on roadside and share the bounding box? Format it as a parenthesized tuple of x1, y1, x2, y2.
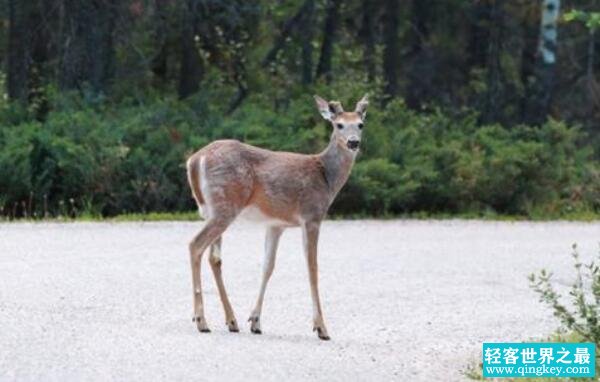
(466, 246, 600, 381)
(529, 244, 600, 345)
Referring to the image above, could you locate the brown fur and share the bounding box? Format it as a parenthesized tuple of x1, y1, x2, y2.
(187, 140, 333, 224)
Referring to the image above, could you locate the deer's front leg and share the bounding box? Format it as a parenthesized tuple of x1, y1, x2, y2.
(249, 226, 284, 334)
(302, 221, 330, 341)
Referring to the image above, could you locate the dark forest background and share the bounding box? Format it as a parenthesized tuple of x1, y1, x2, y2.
(0, 0, 599, 219)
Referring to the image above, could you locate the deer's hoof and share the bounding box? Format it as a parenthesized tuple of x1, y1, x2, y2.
(248, 316, 261, 334)
(227, 319, 240, 333)
(313, 326, 330, 341)
(193, 316, 210, 333)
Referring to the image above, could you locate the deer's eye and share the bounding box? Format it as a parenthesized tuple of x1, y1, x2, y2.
(336, 123, 344, 130)
(358, 123, 364, 129)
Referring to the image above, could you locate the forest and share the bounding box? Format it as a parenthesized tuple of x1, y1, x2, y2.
(0, 0, 599, 219)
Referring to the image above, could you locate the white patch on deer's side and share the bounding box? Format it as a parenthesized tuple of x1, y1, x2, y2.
(239, 205, 287, 226)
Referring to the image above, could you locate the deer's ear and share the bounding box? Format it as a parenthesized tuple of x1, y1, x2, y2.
(355, 93, 369, 120)
(314, 95, 342, 121)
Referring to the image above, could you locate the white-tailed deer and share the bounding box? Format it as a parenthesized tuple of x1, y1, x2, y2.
(185, 94, 368, 340)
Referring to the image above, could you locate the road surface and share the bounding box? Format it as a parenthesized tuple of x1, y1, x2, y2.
(1, 220, 598, 381)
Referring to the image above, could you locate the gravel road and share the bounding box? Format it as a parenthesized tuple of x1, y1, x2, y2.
(1, 220, 599, 381)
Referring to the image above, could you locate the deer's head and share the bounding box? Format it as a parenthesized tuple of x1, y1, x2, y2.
(314, 94, 369, 152)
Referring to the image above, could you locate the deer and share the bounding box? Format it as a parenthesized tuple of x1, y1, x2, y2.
(185, 94, 368, 340)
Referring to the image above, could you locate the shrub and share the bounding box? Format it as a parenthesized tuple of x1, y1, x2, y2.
(0, 91, 598, 218)
(529, 244, 600, 344)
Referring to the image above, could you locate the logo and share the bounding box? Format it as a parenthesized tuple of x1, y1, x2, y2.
(483, 343, 595, 378)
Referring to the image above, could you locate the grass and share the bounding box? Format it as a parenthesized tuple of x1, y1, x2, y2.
(1, 210, 598, 223)
(0, 206, 600, 222)
(0, 211, 200, 223)
(103, 211, 200, 222)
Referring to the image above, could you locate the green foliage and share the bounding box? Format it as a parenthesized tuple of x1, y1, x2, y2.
(529, 244, 600, 345)
(335, 101, 599, 217)
(1, 89, 598, 219)
(564, 9, 600, 32)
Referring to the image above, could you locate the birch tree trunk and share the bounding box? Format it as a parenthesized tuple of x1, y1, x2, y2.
(538, 0, 560, 66)
(525, 0, 561, 125)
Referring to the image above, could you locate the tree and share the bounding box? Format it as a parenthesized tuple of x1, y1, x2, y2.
(482, 0, 504, 124)
(519, 3, 540, 123)
(7, 0, 32, 102)
(178, 0, 203, 99)
(467, 1, 491, 69)
(382, 0, 399, 102)
(360, 0, 377, 82)
(262, 0, 315, 69)
(59, 0, 117, 93)
(405, 0, 433, 110)
(524, 0, 561, 125)
(564, 9, 600, 114)
(151, 0, 171, 84)
(300, 0, 315, 85)
(316, 0, 341, 83)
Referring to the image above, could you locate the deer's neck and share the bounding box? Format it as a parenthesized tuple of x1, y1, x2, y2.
(319, 134, 356, 199)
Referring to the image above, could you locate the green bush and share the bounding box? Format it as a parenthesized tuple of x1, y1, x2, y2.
(335, 101, 597, 217)
(0, 91, 598, 218)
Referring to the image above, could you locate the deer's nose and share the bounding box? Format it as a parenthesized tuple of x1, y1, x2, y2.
(347, 138, 360, 150)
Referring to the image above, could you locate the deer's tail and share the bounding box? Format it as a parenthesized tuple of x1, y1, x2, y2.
(186, 155, 205, 207)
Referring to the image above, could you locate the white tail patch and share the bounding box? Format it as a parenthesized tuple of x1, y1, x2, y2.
(198, 156, 211, 219)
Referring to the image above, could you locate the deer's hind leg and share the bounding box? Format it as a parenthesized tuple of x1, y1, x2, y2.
(189, 217, 232, 333)
(208, 236, 239, 332)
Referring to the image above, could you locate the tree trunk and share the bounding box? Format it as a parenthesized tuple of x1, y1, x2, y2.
(7, 0, 32, 103)
(467, 1, 490, 69)
(316, 0, 341, 83)
(227, 58, 248, 114)
(262, 0, 314, 68)
(300, 0, 315, 85)
(405, 0, 432, 110)
(382, 0, 399, 102)
(482, 0, 503, 124)
(29, 0, 54, 119)
(151, 0, 170, 83)
(178, 0, 203, 99)
(361, 0, 376, 82)
(59, 0, 116, 93)
(519, 4, 539, 122)
(524, 0, 561, 125)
